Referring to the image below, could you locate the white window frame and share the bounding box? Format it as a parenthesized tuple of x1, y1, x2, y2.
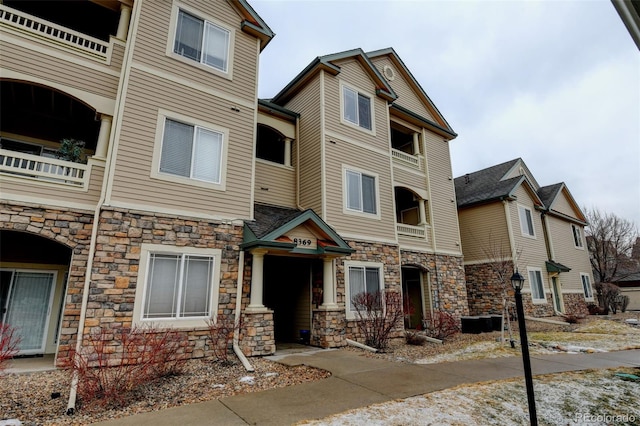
(527, 267, 546, 303)
(342, 165, 381, 219)
(133, 244, 221, 328)
(518, 205, 536, 238)
(151, 109, 228, 191)
(340, 82, 375, 134)
(167, 2, 235, 80)
(571, 224, 584, 249)
(580, 273, 594, 301)
(344, 261, 383, 319)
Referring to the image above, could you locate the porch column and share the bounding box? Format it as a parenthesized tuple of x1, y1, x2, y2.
(94, 115, 112, 159)
(418, 199, 427, 225)
(247, 249, 268, 311)
(284, 138, 293, 167)
(322, 257, 338, 308)
(413, 132, 420, 155)
(116, 4, 132, 40)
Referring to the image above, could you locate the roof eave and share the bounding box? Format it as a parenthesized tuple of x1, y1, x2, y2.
(390, 104, 457, 139)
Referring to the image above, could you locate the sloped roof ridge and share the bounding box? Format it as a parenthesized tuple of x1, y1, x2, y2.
(537, 182, 564, 207)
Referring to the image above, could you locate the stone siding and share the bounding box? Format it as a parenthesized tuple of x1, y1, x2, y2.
(562, 293, 590, 316)
(0, 202, 94, 365)
(312, 308, 346, 348)
(402, 250, 469, 320)
(241, 311, 275, 356)
(464, 262, 514, 315)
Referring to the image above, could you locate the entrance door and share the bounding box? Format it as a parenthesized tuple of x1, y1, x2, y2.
(1, 270, 56, 355)
(551, 277, 564, 313)
(402, 267, 426, 329)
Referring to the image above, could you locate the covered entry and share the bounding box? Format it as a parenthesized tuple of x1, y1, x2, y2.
(242, 204, 353, 352)
(264, 256, 321, 343)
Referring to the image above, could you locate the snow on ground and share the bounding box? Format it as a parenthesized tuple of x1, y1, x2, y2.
(299, 369, 640, 426)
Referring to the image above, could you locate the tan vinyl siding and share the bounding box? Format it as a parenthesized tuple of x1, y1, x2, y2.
(324, 136, 396, 241)
(546, 215, 592, 292)
(294, 280, 311, 333)
(109, 68, 253, 218)
(110, 42, 126, 70)
(254, 161, 296, 208)
(0, 161, 104, 207)
(0, 39, 120, 100)
(508, 186, 549, 273)
(424, 131, 460, 253)
(458, 203, 510, 262)
(398, 233, 433, 251)
(370, 56, 435, 122)
(284, 76, 322, 214)
(551, 190, 579, 218)
(394, 165, 427, 192)
(323, 60, 390, 153)
(133, 0, 258, 105)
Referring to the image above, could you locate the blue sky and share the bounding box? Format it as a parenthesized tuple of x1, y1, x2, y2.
(253, 0, 640, 226)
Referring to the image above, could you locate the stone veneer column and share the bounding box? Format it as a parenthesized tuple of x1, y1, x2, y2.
(312, 308, 346, 348)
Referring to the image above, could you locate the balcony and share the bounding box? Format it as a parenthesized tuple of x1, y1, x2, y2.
(0, 149, 88, 188)
(396, 223, 430, 240)
(392, 148, 422, 171)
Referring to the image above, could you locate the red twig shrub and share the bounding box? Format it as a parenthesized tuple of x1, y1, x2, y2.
(352, 291, 404, 351)
(69, 325, 187, 408)
(207, 314, 241, 365)
(0, 323, 21, 372)
(423, 311, 460, 341)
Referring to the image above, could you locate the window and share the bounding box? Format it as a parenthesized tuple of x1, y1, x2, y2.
(256, 125, 287, 165)
(345, 262, 382, 315)
(528, 268, 546, 302)
(160, 118, 223, 184)
(518, 206, 535, 237)
(134, 245, 221, 327)
(174, 8, 230, 72)
(342, 86, 372, 130)
(345, 169, 377, 215)
(572, 224, 584, 248)
(581, 274, 593, 300)
(144, 253, 214, 319)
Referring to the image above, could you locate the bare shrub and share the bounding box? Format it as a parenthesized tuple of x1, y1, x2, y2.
(352, 291, 403, 351)
(619, 295, 630, 313)
(596, 282, 620, 314)
(405, 330, 428, 346)
(0, 323, 21, 372)
(207, 314, 241, 365)
(69, 325, 187, 408)
(563, 314, 584, 324)
(423, 311, 460, 341)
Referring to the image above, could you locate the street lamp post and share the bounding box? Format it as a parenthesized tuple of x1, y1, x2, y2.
(510, 270, 538, 426)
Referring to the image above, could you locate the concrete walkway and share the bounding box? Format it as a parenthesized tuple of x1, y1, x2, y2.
(93, 348, 640, 426)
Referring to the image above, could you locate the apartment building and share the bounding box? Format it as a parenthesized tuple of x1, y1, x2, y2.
(455, 158, 595, 317)
(0, 0, 467, 367)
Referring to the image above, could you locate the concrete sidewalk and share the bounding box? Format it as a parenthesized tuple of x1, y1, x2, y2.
(93, 348, 640, 426)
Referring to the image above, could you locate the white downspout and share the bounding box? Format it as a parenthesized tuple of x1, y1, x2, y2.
(233, 250, 254, 372)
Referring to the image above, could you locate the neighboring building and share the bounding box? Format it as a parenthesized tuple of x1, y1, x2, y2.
(0, 0, 466, 367)
(455, 159, 595, 317)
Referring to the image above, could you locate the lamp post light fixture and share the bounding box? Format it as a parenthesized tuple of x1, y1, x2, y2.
(510, 270, 538, 426)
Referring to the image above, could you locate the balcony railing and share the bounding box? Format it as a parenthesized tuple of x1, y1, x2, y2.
(396, 223, 429, 240)
(0, 149, 88, 188)
(391, 149, 422, 170)
(0, 4, 109, 59)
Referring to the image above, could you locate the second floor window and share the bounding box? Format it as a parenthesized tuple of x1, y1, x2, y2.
(343, 86, 372, 130)
(174, 9, 230, 72)
(572, 224, 584, 248)
(346, 169, 377, 214)
(160, 119, 223, 184)
(518, 206, 535, 237)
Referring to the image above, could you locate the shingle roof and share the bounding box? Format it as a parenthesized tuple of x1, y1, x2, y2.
(246, 204, 306, 239)
(454, 159, 522, 208)
(537, 183, 564, 208)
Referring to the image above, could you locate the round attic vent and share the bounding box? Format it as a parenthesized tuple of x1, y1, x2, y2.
(383, 65, 395, 81)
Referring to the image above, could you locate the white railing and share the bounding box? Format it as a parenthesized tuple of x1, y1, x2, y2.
(391, 149, 422, 170)
(396, 223, 428, 239)
(0, 149, 87, 187)
(0, 4, 109, 59)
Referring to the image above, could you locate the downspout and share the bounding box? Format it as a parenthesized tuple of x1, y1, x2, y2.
(541, 212, 563, 316)
(295, 115, 303, 210)
(67, 0, 140, 414)
(233, 250, 254, 372)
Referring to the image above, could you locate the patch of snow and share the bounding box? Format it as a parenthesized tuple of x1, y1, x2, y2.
(239, 376, 255, 384)
(263, 372, 279, 377)
(212, 384, 225, 389)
